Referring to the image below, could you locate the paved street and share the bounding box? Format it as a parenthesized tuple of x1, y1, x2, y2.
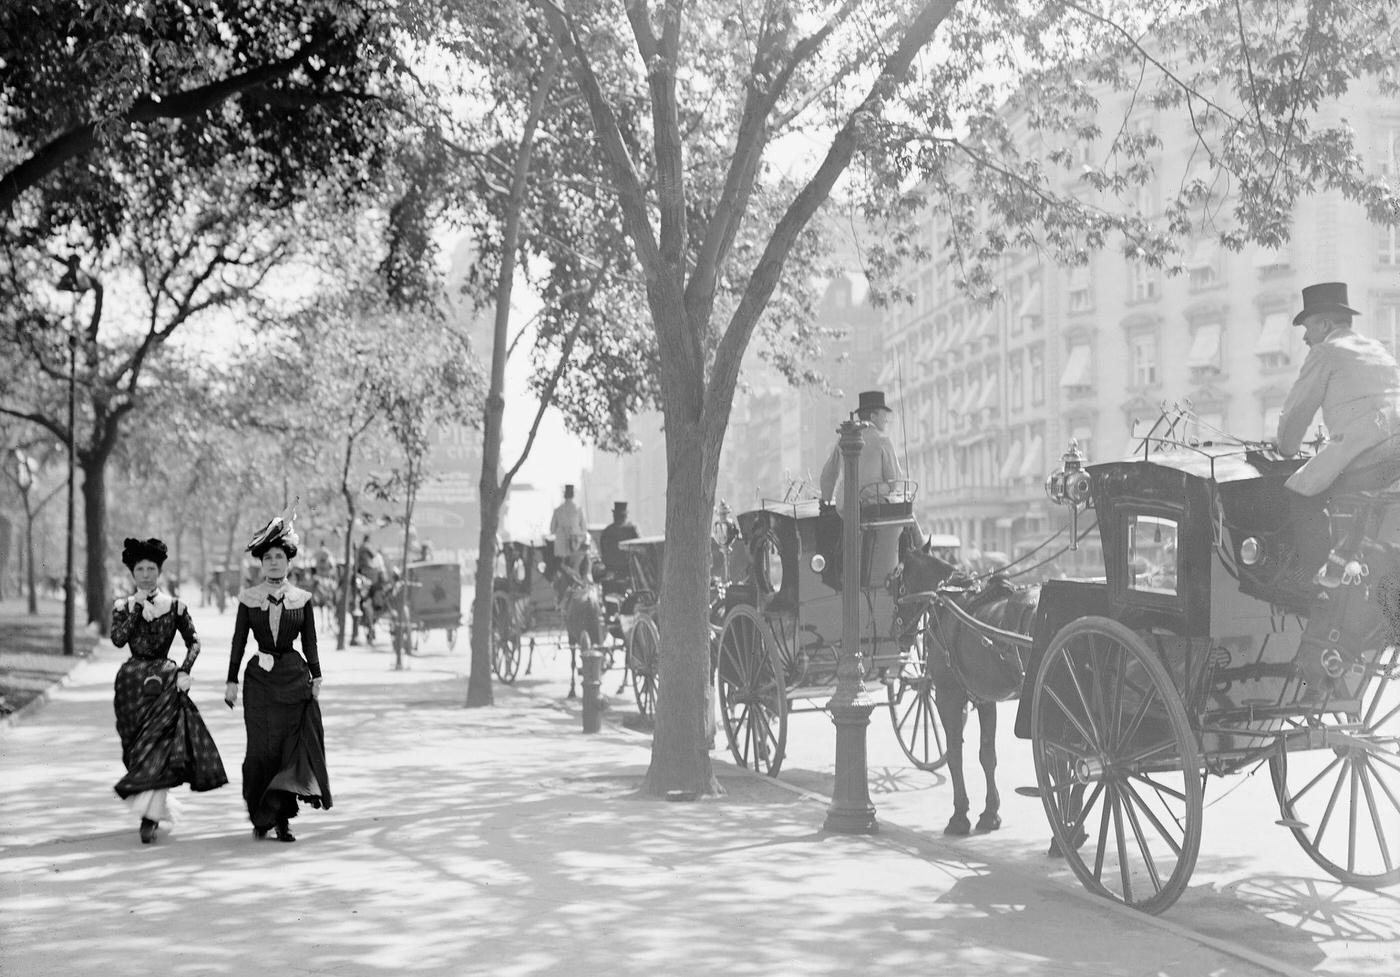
(1, 602, 1395, 976)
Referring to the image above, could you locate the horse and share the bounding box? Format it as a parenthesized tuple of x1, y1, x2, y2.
(554, 558, 603, 699)
(896, 543, 1039, 837)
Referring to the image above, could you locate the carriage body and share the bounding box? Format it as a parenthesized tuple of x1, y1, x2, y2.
(1018, 441, 1400, 913)
(714, 486, 920, 776)
(1021, 447, 1382, 756)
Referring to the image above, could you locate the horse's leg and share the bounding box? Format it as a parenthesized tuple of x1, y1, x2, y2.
(568, 641, 578, 698)
(974, 701, 1002, 832)
(936, 680, 971, 835)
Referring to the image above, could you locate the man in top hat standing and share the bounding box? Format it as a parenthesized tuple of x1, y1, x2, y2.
(550, 484, 589, 573)
(819, 389, 904, 511)
(1276, 282, 1400, 585)
(599, 501, 639, 581)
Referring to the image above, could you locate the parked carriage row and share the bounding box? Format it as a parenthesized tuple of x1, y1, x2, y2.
(490, 411, 1398, 916)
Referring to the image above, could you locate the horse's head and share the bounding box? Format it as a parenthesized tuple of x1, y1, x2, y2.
(899, 545, 960, 595)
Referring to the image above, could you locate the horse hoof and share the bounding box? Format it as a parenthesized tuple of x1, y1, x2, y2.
(1047, 827, 1088, 857)
(974, 813, 1002, 833)
(944, 814, 971, 836)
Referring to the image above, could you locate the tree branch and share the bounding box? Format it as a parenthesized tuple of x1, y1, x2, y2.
(0, 31, 335, 214)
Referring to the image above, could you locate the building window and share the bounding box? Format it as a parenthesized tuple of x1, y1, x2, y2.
(1019, 273, 1044, 331)
(1067, 263, 1093, 313)
(1127, 259, 1159, 302)
(1380, 225, 1400, 267)
(1007, 279, 1024, 336)
(1188, 322, 1224, 380)
(1029, 345, 1046, 405)
(1071, 423, 1095, 464)
(1187, 238, 1221, 290)
(1254, 311, 1293, 371)
(1059, 343, 1094, 395)
(1129, 332, 1159, 387)
(1009, 351, 1025, 411)
(1134, 177, 1158, 216)
(1375, 125, 1400, 181)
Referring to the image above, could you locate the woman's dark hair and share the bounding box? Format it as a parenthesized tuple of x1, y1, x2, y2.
(250, 538, 298, 561)
(121, 537, 168, 571)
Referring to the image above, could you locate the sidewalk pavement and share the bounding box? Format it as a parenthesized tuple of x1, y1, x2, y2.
(1, 639, 1300, 977)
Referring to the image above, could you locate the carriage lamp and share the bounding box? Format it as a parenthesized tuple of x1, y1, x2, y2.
(757, 535, 784, 593)
(810, 554, 826, 573)
(1239, 537, 1261, 565)
(1046, 439, 1092, 550)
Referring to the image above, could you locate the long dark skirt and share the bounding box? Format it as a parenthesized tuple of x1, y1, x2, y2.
(241, 654, 332, 828)
(114, 657, 228, 798)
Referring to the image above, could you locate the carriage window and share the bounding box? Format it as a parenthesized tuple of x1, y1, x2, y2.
(1127, 515, 1178, 596)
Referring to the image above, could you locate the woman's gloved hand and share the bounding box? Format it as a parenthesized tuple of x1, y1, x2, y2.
(175, 671, 192, 692)
(311, 677, 322, 700)
(224, 682, 239, 709)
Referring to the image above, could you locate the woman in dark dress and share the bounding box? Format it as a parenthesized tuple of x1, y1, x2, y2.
(110, 537, 228, 843)
(223, 513, 331, 842)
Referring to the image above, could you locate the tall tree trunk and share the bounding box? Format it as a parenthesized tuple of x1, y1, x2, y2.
(466, 51, 559, 709)
(643, 414, 723, 796)
(196, 523, 208, 606)
(336, 431, 358, 650)
(80, 454, 107, 634)
(395, 453, 418, 672)
(171, 521, 184, 600)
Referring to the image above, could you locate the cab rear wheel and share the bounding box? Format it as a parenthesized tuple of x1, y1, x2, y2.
(717, 605, 787, 776)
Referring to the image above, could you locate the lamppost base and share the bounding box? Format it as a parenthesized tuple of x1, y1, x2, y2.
(823, 699, 878, 835)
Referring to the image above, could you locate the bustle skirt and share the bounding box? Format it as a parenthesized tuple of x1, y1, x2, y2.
(241, 652, 332, 828)
(113, 657, 228, 798)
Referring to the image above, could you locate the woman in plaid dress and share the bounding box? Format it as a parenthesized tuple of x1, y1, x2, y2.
(111, 537, 228, 844)
(223, 513, 331, 842)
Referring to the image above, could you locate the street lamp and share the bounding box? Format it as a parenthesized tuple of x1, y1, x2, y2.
(56, 255, 90, 656)
(823, 416, 878, 834)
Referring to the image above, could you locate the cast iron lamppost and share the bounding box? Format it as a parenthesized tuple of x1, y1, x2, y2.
(56, 255, 90, 656)
(823, 416, 878, 833)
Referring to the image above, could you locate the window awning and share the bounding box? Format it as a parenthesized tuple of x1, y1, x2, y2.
(1059, 345, 1092, 388)
(997, 439, 1024, 481)
(1018, 281, 1043, 322)
(1187, 238, 1220, 270)
(1187, 323, 1222, 367)
(975, 371, 998, 411)
(1254, 312, 1290, 356)
(1018, 434, 1045, 479)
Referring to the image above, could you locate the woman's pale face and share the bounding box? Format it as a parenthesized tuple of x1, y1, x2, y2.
(260, 549, 289, 582)
(131, 560, 160, 593)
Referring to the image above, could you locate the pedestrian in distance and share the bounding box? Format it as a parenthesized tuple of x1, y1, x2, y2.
(224, 511, 332, 843)
(110, 536, 228, 844)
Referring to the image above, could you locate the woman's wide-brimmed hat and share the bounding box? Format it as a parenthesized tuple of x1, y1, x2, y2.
(1293, 282, 1361, 325)
(857, 390, 892, 414)
(247, 506, 300, 560)
(121, 537, 168, 570)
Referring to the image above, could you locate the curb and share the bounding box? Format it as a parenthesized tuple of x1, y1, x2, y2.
(534, 681, 1312, 977)
(0, 644, 102, 730)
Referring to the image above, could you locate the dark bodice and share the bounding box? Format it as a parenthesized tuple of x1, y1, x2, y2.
(110, 597, 201, 672)
(227, 584, 320, 682)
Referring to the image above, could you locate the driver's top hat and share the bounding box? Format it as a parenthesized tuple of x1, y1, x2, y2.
(1293, 282, 1361, 325)
(857, 390, 892, 414)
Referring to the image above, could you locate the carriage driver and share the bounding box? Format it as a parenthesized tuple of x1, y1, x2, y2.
(549, 483, 590, 575)
(819, 389, 904, 511)
(1276, 282, 1400, 585)
(598, 501, 639, 582)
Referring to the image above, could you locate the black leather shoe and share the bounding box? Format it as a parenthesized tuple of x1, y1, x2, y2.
(139, 818, 157, 844)
(274, 820, 296, 843)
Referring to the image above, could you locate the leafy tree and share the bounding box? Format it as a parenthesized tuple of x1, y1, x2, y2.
(0, 428, 65, 614)
(1, 0, 403, 236)
(0, 162, 298, 631)
(528, 0, 1400, 797)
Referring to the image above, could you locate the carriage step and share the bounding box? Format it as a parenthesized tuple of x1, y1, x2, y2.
(1013, 785, 1041, 798)
(1275, 817, 1309, 829)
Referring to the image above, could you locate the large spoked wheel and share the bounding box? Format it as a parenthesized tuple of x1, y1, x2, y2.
(491, 592, 521, 684)
(1269, 642, 1400, 888)
(887, 607, 949, 771)
(628, 615, 660, 717)
(1031, 616, 1203, 915)
(717, 605, 787, 776)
